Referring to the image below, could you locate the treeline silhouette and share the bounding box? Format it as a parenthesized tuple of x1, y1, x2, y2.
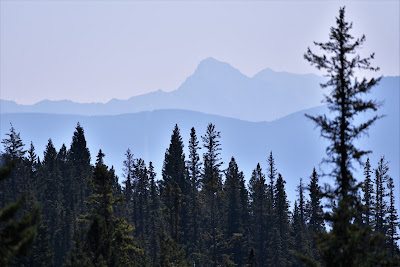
(0, 122, 398, 266)
(1, 6, 400, 267)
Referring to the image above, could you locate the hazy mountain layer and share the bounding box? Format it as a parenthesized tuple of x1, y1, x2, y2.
(1, 77, 398, 205)
(0, 58, 326, 121)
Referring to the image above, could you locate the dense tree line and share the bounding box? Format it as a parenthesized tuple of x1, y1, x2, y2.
(0, 121, 398, 266)
(1, 6, 399, 267)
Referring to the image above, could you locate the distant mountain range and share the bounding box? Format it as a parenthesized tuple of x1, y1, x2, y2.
(0, 80, 398, 205)
(0, 59, 398, 205)
(0, 57, 326, 122)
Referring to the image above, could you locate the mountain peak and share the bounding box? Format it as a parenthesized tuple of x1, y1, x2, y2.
(192, 57, 244, 79)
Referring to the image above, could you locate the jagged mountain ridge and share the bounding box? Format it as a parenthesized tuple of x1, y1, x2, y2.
(0, 57, 325, 121)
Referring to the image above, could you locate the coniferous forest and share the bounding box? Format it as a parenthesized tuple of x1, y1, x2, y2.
(1, 7, 399, 267)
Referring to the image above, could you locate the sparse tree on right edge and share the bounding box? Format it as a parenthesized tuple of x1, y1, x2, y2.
(303, 6, 396, 265)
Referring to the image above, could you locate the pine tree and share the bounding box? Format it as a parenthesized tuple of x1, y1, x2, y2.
(292, 178, 310, 265)
(304, 7, 384, 265)
(271, 173, 291, 266)
(0, 162, 39, 266)
(67, 150, 145, 266)
(186, 127, 202, 263)
(306, 168, 324, 262)
(148, 162, 161, 266)
(386, 176, 399, 259)
(122, 148, 135, 221)
(162, 124, 187, 195)
(1, 124, 27, 206)
(374, 157, 389, 236)
(201, 123, 224, 266)
(223, 157, 247, 266)
(362, 158, 374, 227)
(248, 163, 267, 266)
(68, 123, 91, 215)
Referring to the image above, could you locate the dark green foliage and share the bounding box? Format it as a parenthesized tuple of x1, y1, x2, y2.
(1, 116, 397, 266)
(0, 161, 39, 266)
(271, 173, 291, 266)
(186, 127, 202, 263)
(223, 157, 248, 266)
(304, 6, 387, 266)
(246, 247, 258, 267)
(67, 150, 145, 266)
(374, 157, 389, 235)
(68, 123, 91, 215)
(248, 163, 267, 266)
(148, 162, 161, 266)
(386, 176, 399, 259)
(201, 123, 225, 266)
(162, 124, 187, 196)
(361, 158, 374, 227)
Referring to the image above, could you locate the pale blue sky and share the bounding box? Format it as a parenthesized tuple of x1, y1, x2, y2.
(1, 1, 399, 104)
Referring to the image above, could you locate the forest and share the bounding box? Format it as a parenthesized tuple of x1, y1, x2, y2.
(0, 7, 399, 267)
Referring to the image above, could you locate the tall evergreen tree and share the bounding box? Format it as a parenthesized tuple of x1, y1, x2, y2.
(67, 150, 145, 266)
(270, 173, 291, 266)
(248, 163, 267, 266)
(304, 7, 385, 265)
(68, 123, 91, 215)
(374, 157, 389, 236)
(362, 158, 374, 227)
(307, 168, 324, 235)
(148, 162, 161, 266)
(201, 123, 224, 266)
(0, 162, 39, 266)
(223, 157, 247, 266)
(386, 176, 399, 259)
(186, 127, 202, 263)
(162, 124, 187, 195)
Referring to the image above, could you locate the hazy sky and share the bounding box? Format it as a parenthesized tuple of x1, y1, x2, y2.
(1, 1, 399, 104)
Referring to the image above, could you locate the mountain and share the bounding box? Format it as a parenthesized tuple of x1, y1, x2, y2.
(1, 77, 398, 205)
(0, 58, 326, 121)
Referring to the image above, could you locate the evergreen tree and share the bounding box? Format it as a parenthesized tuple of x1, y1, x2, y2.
(306, 168, 324, 262)
(148, 162, 161, 266)
(68, 123, 91, 215)
(270, 173, 291, 266)
(304, 7, 384, 265)
(386, 176, 399, 259)
(1, 124, 27, 206)
(223, 157, 247, 266)
(186, 127, 202, 263)
(67, 150, 145, 266)
(0, 162, 39, 266)
(38, 139, 66, 266)
(162, 124, 187, 195)
(122, 148, 134, 221)
(362, 158, 374, 227)
(201, 123, 224, 266)
(248, 163, 267, 266)
(292, 178, 310, 265)
(374, 157, 389, 236)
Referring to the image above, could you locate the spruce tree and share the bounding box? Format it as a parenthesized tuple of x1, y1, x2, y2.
(304, 7, 384, 265)
(223, 157, 247, 266)
(148, 162, 161, 266)
(374, 156, 389, 236)
(201, 123, 224, 266)
(0, 162, 39, 266)
(386, 176, 399, 259)
(186, 127, 202, 263)
(271, 173, 291, 266)
(68, 123, 91, 215)
(248, 163, 267, 266)
(67, 150, 145, 266)
(362, 158, 374, 227)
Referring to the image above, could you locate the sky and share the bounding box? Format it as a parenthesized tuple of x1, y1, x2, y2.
(1, 1, 399, 105)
